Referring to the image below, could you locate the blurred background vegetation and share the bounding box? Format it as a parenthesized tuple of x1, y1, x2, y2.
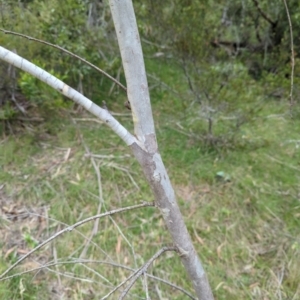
(0, 0, 300, 299)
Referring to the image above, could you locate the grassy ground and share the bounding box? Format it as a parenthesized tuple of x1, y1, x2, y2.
(0, 57, 300, 300)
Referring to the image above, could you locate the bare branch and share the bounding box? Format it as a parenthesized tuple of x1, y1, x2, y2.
(0, 29, 127, 91)
(147, 73, 180, 96)
(101, 265, 137, 299)
(251, 0, 276, 26)
(75, 124, 105, 259)
(181, 55, 201, 103)
(75, 124, 138, 268)
(119, 246, 178, 299)
(0, 46, 136, 146)
(282, 0, 295, 108)
(0, 202, 154, 280)
(101, 246, 177, 300)
(143, 272, 150, 300)
(2, 259, 196, 299)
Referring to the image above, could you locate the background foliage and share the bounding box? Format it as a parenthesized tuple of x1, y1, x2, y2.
(0, 0, 300, 299)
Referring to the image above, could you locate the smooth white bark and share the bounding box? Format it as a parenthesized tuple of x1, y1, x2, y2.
(109, 1, 214, 299)
(109, 0, 155, 144)
(0, 46, 136, 146)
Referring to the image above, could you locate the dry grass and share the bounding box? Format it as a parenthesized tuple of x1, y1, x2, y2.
(1, 62, 300, 299)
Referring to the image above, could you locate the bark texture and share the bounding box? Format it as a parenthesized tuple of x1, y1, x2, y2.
(109, 2, 214, 298)
(0, 46, 136, 146)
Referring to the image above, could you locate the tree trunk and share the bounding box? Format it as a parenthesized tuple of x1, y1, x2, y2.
(109, 1, 214, 299)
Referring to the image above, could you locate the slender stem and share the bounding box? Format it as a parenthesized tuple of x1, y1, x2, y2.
(0, 202, 154, 280)
(0, 29, 127, 91)
(281, 0, 295, 109)
(119, 246, 177, 299)
(1, 259, 196, 299)
(251, 0, 276, 26)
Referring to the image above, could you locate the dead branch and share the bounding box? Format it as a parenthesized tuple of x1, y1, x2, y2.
(0, 29, 127, 92)
(1, 259, 196, 299)
(119, 246, 178, 299)
(251, 0, 276, 27)
(0, 202, 154, 280)
(282, 0, 295, 108)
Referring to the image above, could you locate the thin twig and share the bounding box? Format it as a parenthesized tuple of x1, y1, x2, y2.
(147, 73, 180, 96)
(78, 132, 104, 258)
(101, 267, 137, 299)
(105, 162, 139, 190)
(102, 248, 177, 299)
(119, 246, 178, 299)
(181, 56, 201, 103)
(0, 202, 154, 279)
(72, 118, 138, 266)
(109, 66, 122, 96)
(108, 217, 138, 269)
(143, 272, 150, 300)
(251, 0, 276, 26)
(266, 154, 300, 171)
(78, 262, 112, 285)
(155, 283, 163, 300)
(27, 210, 114, 262)
(0, 29, 127, 92)
(44, 267, 96, 283)
(282, 0, 295, 109)
(1, 259, 196, 299)
(52, 246, 61, 287)
(84, 153, 131, 159)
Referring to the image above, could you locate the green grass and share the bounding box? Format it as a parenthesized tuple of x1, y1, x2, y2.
(0, 57, 300, 299)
